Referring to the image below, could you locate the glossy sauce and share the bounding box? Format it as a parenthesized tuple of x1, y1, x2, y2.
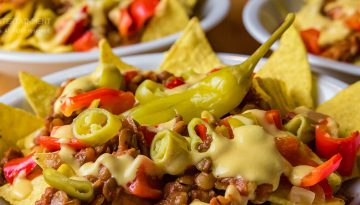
(12, 173, 33, 200)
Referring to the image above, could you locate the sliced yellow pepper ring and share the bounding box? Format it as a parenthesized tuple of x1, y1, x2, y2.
(72, 108, 122, 146)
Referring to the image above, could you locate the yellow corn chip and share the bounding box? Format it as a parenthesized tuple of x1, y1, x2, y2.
(177, 0, 198, 15)
(159, 18, 222, 77)
(99, 39, 138, 71)
(19, 72, 58, 118)
(256, 25, 314, 109)
(317, 81, 360, 136)
(0, 175, 48, 205)
(0, 103, 43, 148)
(141, 0, 189, 42)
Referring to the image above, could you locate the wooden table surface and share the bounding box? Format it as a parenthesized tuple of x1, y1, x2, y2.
(0, 0, 358, 96)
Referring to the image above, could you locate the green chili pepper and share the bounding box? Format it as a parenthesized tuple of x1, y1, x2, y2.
(284, 114, 314, 143)
(129, 14, 295, 125)
(72, 108, 122, 146)
(43, 168, 94, 201)
(93, 63, 125, 90)
(57, 164, 76, 178)
(135, 80, 166, 104)
(150, 130, 191, 175)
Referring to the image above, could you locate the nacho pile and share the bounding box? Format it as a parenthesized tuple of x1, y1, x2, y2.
(0, 13, 359, 205)
(0, 0, 199, 53)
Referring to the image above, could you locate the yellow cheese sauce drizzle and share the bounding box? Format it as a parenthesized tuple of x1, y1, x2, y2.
(11, 172, 33, 200)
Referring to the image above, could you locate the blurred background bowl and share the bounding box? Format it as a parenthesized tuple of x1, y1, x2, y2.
(242, 0, 360, 77)
(0, 0, 230, 77)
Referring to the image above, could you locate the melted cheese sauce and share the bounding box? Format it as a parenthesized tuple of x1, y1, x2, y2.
(191, 124, 290, 191)
(11, 173, 33, 200)
(79, 153, 163, 187)
(58, 145, 81, 171)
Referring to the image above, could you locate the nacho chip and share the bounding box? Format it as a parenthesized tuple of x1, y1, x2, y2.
(0, 103, 43, 149)
(177, 0, 198, 15)
(0, 175, 48, 205)
(19, 72, 58, 118)
(317, 81, 360, 136)
(159, 18, 222, 77)
(99, 39, 138, 71)
(256, 25, 314, 109)
(141, 0, 189, 42)
(252, 77, 296, 115)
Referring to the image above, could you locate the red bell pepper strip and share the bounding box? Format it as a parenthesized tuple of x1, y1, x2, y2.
(164, 77, 185, 89)
(345, 12, 360, 31)
(118, 0, 159, 36)
(301, 153, 342, 187)
(73, 31, 99, 52)
(127, 164, 162, 199)
(265, 110, 283, 129)
(195, 124, 207, 141)
(36, 136, 89, 152)
(315, 119, 360, 176)
(3, 155, 38, 184)
(60, 88, 136, 116)
(300, 29, 322, 55)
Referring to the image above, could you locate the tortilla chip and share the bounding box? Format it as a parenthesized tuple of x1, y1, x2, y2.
(252, 77, 296, 115)
(177, 0, 198, 15)
(159, 18, 222, 77)
(19, 72, 58, 118)
(0, 175, 48, 205)
(99, 39, 138, 71)
(256, 25, 314, 109)
(317, 81, 360, 136)
(0, 103, 43, 148)
(141, 0, 189, 42)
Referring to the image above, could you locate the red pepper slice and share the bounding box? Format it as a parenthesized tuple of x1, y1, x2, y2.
(219, 117, 234, 138)
(301, 154, 342, 187)
(265, 110, 283, 129)
(118, 0, 159, 36)
(3, 155, 37, 184)
(300, 29, 322, 55)
(36, 136, 89, 152)
(60, 88, 135, 116)
(73, 31, 99, 52)
(318, 179, 333, 199)
(345, 12, 360, 31)
(164, 77, 185, 89)
(195, 124, 207, 141)
(315, 119, 360, 176)
(127, 164, 162, 199)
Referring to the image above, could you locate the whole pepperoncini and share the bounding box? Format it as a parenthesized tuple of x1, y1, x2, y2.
(129, 14, 296, 125)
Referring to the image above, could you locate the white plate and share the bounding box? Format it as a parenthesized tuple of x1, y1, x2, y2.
(0, 53, 348, 110)
(242, 0, 360, 76)
(0, 0, 230, 77)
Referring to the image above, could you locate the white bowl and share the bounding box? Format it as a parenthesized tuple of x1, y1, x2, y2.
(0, 0, 230, 77)
(243, 0, 360, 76)
(0, 53, 348, 109)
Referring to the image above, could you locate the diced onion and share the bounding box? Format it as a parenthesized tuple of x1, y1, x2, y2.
(289, 186, 315, 205)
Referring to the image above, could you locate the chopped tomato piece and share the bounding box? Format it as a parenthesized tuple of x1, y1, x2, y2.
(301, 154, 342, 187)
(195, 124, 207, 141)
(73, 31, 99, 52)
(164, 77, 185, 89)
(300, 29, 322, 55)
(345, 12, 360, 31)
(140, 126, 157, 146)
(127, 164, 162, 199)
(36, 136, 89, 152)
(4, 155, 37, 184)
